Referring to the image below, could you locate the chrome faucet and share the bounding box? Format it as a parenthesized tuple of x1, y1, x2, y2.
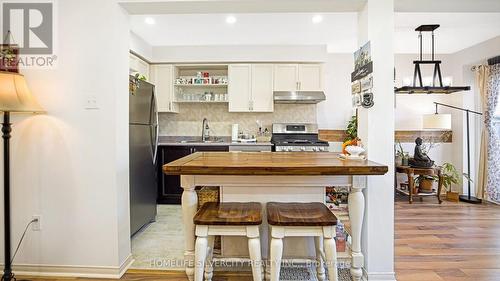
(202, 118, 210, 142)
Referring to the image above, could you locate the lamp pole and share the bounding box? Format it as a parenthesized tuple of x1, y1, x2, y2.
(2, 112, 13, 281)
(434, 102, 483, 204)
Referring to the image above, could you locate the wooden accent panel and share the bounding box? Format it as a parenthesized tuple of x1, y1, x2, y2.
(319, 129, 453, 143)
(267, 202, 338, 226)
(194, 202, 262, 226)
(163, 152, 389, 176)
(395, 130, 452, 143)
(319, 129, 348, 142)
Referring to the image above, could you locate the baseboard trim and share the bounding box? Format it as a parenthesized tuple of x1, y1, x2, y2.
(363, 269, 397, 281)
(10, 254, 134, 279)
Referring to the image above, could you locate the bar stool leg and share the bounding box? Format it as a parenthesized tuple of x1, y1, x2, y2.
(194, 226, 208, 281)
(265, 227, 271, 281)
(323, 234, 338, 281)
(204, 235, 215, 281)
(248, 227, 263, 281)
(315, 236, 326, 281)
(270, 227, 284, 281)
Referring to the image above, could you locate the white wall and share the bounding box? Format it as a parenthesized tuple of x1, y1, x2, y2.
(393, 36, 500, 194)
(449, 36, 500, 195)
(357, 0, 395, 280)
(130, 31, 153, 61)
(394, 54, 460, 186)
(0, 0, 131, 277)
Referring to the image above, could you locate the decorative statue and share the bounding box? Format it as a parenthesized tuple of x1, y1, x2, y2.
(408, 137, 434, 168)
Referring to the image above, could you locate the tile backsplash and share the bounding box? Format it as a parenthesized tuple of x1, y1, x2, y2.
(159, 103, 317, 136)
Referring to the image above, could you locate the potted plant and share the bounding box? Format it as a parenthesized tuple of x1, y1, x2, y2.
(420, 163, 471, 202)
(439, 163, 472, 202)
(414, 175, 434, 193)
(395, 141, 409, 166)
(342, 116, 360, 154)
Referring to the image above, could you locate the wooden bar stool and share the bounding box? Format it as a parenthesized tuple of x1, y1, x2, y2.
(267, 202, 339, 281)
(194, 202, 264, 281)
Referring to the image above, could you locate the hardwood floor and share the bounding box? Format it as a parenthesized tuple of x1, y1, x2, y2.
(16, 270, 253, 281)
(16, 197, 500, 281)
(395, 197, 500, 281)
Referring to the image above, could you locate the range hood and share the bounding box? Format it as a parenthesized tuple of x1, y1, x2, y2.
(395, 25, 470, 94)
(274, 91, 326, 104)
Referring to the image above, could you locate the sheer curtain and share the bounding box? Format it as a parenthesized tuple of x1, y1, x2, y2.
(484, 64, 500, 203)
(475, 66, 489, 201)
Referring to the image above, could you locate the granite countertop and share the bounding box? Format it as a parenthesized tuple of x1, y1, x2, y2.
(158, 136, 273, 146)
(164, 152, 389, 176)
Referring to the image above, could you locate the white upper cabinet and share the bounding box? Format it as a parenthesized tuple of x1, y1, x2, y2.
(228, 64, 252, 112)
(129, 53, 150, 81)
(273, 64, 299, 91)
(150, 65, 178, 113)
(298, 64, 323, 91)
(274, 63, 323, 91)
(228, 64, 274, 112)
(251, 64, 274, 112)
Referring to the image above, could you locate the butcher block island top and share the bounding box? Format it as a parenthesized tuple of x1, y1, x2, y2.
(163, 152, 388, 176)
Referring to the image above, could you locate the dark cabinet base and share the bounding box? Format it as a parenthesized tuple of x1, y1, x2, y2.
(157, 145, 229, 204)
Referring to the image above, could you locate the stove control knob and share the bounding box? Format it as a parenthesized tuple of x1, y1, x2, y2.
(300, 147, 306, 151)
(312, 147, 318, 152)
(287, 147, 293, 152)
(320, 147, 327, 152)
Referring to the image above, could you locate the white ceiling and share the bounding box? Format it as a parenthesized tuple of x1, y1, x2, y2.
(130, 13, 359, 53)
(121, 0, 366, 14)
(131, 12, 500, 54)
(395, 13, 500, 54)
(120, 0, 500, 14)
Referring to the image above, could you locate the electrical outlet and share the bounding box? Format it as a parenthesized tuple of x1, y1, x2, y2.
(85, 94, 99, 109)
(32, 215, 41, 231)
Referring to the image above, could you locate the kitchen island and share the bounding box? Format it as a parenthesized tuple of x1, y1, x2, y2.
(164, 152, 388, 281)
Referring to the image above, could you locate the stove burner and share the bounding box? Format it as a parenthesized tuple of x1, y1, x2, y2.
(282, 139, 313, 144)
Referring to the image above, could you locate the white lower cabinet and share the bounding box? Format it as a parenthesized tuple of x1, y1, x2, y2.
(150, 65, 178, 113)
(228, 64, 274, 112)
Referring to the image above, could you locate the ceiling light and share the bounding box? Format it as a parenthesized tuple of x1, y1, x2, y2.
(144, 17, 155, 25)
(312, 15, 323, 24)
(226, 15, 237, 24)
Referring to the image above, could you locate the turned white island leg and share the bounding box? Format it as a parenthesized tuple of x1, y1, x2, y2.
(181, 175, 198, 281)
(349, 176, 366, 281)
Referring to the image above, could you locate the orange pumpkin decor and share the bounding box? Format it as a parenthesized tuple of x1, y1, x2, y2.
(342, 138, 360, 155)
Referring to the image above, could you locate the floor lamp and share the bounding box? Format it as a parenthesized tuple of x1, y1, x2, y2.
(0, 71, 44, 281)
(423, 102, 483, 204)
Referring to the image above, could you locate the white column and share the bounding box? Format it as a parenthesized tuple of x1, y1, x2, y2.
(357, 0, 396, 280)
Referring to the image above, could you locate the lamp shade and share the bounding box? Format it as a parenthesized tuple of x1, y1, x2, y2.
(0, 71, 44, 113)
(423, 113, 452, 130)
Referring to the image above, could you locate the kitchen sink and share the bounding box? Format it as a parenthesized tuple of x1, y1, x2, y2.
(179, 137, 224, 144)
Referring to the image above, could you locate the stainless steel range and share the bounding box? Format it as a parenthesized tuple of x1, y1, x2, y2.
(271, 123, 329, 152)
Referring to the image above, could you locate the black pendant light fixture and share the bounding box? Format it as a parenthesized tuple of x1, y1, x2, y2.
(395, 25, 471, 94)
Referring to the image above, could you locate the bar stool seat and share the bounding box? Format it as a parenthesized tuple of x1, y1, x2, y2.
(267, 202, 339, 281)
(194, 202, 264, 281)
(267, 202, 338, 226)
(194, 202, 262, 225)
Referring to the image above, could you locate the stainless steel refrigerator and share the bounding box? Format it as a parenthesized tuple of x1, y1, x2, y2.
(129, 76, 158, 236)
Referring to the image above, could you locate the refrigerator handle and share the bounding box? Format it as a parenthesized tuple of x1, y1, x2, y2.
(152, 123, 159, 165)
(151, 90, 160, 166)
